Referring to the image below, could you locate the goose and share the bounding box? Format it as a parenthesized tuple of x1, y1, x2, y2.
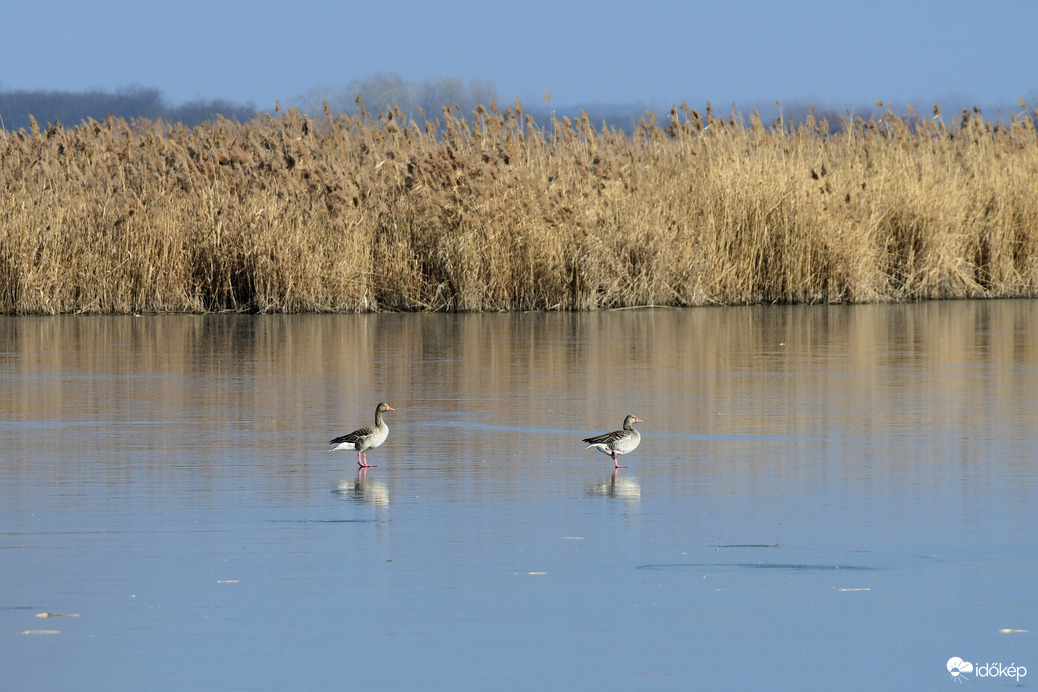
(582, 415, 643, 469)
(330, 402, 394, 468)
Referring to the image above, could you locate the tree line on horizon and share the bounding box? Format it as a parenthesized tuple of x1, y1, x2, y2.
(0, 74, 937, 135)
(0, 85, 259, 132)
(0, 76, 660, 132)
(1, 74, 1033, 136)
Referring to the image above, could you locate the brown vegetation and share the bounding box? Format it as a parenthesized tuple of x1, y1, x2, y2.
(2, 99, 1038, 313)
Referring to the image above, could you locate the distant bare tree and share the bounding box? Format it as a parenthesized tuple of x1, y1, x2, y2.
(299, 73, 500, 122)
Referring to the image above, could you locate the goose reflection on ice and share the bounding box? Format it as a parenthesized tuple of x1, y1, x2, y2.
(333, 468, 389, 508)
(587, 470, 641, 505)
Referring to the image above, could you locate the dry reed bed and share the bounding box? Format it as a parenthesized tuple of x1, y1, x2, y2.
(1, 100, 1037, 313)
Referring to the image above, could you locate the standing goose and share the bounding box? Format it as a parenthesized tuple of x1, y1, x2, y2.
(582, 415, 643, 469)
(330, 402, 394, 468)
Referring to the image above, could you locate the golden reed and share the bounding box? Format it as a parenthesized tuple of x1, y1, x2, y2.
(1, 99, 1037, 313)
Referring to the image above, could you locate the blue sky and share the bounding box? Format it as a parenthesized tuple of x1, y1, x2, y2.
(3, 0, 1038, 111)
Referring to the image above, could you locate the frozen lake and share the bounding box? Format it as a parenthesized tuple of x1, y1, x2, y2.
(1, 303, 1035, 690)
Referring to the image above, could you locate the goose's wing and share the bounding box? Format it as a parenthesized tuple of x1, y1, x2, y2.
(331, 425, 375, 445)
(582, 429, 627, 447)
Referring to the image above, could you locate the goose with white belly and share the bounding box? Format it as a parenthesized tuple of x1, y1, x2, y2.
(330, 402, 394, 468)
(582, 414, 643, 469)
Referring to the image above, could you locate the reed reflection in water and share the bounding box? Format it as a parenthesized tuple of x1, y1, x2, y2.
(0, 302, 1035, 691)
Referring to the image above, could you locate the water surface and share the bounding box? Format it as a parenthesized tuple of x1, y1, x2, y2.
(1, 303, 1035, 690)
